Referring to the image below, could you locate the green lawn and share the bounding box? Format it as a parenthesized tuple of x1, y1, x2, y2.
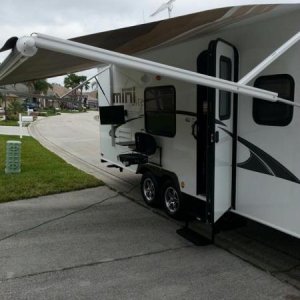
(0, 135, 103, 203)
(0, 120, 19, 126)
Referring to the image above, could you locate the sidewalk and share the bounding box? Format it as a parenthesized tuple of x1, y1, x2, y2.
(0, 125, 30, 137)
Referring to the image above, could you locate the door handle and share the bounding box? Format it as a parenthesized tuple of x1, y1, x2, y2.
(215, 131, 219, 143)
(210, 131, 219, 144)
(192, 121, 198, 140)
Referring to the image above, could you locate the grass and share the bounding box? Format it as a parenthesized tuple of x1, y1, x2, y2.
(0, 135, 103, 203)
(0, 120, 19, 126)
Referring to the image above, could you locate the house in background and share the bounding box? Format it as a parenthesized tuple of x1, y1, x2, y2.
(0, 83, 28, 110)
(0, 81, 98, 111)
(44, 83, 70, 108)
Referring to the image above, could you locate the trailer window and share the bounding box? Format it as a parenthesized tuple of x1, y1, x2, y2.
(253, 74, 294, 126)
(219, 56, 232, 120)
(144, 86, 176, 137)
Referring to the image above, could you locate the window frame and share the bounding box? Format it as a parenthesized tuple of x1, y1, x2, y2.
(144, 85, 176, 138)
(253, 74, 295, 127)
(218, 55, 232, 121)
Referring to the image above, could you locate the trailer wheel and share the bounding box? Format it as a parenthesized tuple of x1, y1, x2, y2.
(141, 172, 160, 207)
(162, 179, 182, 218)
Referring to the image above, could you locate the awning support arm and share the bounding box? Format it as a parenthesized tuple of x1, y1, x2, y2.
(239, 31, 300, 85)
(95, 77, 110, 105)
(61, 65, 111, 98)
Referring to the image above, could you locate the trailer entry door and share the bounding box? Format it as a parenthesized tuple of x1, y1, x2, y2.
(206, 39, 238, 223)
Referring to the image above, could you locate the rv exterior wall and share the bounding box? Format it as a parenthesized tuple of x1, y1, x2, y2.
(233, 9, 300, 239)
(99, 6, 300, 238)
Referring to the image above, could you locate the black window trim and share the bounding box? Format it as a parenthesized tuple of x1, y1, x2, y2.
(253, 74, 295, 127)
(219, 55, 232, 121)
(144, 85, 176, 138)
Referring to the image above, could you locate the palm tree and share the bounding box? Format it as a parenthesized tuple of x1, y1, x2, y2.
(64, 73, 89, 108)
(24, 80, 53, 108)
(33, 80, 53, 95)
(64, 74, 89, 95)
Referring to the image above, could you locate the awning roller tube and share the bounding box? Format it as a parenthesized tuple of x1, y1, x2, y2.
(3, 32, 300, 108)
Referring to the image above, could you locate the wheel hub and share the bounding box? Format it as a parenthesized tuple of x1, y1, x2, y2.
(143, 178, 155, 202)
(165, 187, 179, 213)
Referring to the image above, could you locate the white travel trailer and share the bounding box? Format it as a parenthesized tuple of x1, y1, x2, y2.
(0, 4, 299, 239)
(96, 4, 300, 240)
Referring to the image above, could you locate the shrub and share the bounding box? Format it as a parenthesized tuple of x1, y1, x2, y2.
(7, 99, 25, 121)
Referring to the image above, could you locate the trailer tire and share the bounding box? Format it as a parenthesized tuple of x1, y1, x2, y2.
(141, 172, 160, 207)
(162, 179, 183, 219)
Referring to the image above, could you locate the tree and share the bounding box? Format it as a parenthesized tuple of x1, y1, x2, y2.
(24, 79, 53, 108)
(91, 80, 99, 100)
(7, 99, 24, 121)
(25, 79, 52, 96)
(78, 77, 89, 100)
(0, 93, 3, 107)
(64, 73, 89, 104)
(33, 80, 53, 95)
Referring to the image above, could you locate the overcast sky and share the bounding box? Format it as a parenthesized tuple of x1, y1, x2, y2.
(0, 0, 298, 85)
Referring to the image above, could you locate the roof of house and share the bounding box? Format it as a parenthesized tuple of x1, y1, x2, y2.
(48, 83, 71, 97)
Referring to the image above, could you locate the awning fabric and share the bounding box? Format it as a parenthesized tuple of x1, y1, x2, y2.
(0, 5, 281, 85)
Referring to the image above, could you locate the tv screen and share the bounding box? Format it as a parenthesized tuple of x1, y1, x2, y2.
(99, 105, 125, 125)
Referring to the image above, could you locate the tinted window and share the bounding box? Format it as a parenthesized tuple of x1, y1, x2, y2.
(144, 86, 176, 137)
(253, 74, 294, 126)
(219, 56, 232, 120)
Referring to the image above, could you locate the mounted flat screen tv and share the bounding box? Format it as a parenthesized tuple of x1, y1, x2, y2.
(99, 105, 125, 125)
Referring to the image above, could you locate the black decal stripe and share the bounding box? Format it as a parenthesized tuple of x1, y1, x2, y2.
(219, 127, 232, 137)
(219, 128, 300, 184)
(176, 110, 196, 117)
(215, 119, 227, 127)
(114, 115, 144, 130)
(109, 115, 144, 137)
(238, 136, 300, 184)
(238, 151, 274, 176)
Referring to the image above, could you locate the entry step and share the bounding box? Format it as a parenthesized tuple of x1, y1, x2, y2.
(177, 220, 213, 245)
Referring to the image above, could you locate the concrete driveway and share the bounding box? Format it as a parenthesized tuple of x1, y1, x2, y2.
(29, 111, 140, 194)
(1, 187, 299, 299)
(0, 112, 298, 299)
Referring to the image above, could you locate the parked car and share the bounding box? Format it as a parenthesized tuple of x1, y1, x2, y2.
(23, 102, 39, 111)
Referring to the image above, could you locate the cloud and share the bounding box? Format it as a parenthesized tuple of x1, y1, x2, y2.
(1, 0, 298, 45)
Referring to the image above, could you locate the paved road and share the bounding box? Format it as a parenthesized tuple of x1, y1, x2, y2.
(0, 112, 298, 299)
